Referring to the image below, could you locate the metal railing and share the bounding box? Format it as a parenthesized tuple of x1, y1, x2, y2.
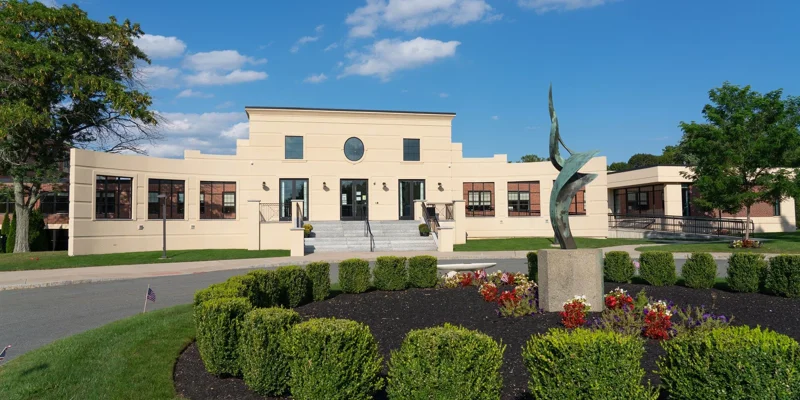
(426, 202, 454, 221)
(294, 202, 304, 229)
(608, 213, 755, 237)
(421, 202, 440, 236)
(364, 213, 375, 252)
(259, 203, 281, 223)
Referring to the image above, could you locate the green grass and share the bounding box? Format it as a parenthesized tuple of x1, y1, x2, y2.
(0, 249, 290, 272)
(634, 231, 800, 254)
(453, 237, 653, 252)
(0, 304, 195, 400)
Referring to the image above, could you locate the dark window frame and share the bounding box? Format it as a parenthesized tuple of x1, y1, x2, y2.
(285, 136, 304, 160)
(612, 185, 665, 216)
(95, 175, 133, 220)
(508, 181, 541, 217)
(40, 191, 69, 214)
(200, 181, 237, 220)
(148, 179, 186, 220)
(403, 138, 420, 161)
(465, 182, 495, 217)
(0, 194, 14, 214)
(774, 200, 781, 216)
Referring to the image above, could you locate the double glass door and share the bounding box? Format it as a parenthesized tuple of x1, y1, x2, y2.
(280, 179, 309, 221)
(340, 179, 368, 220)
(399, 180, 425, 220)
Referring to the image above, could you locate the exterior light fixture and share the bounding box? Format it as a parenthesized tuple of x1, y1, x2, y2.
(382, 182, 388, 190)
(323, 181, 328, 190)
(262, 181, 269, 191)
(438, 182, 443, 190)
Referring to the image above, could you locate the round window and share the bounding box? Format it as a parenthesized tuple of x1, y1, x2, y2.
(344, 137, 364, 162)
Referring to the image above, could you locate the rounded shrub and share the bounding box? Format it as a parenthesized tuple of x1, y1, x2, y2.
(239, 308, 301, 396)
(387, 324, 505, 400)
(765, 255, 800, 297)
(639, 251, 677, 286)
(604, 251, 635, 283)
(373, 256, 407, 291)
(681, 252, 717, 289)
(275, 265, 310, 307)
(408, 255, 438, 288)
(523, 328, 657, 400)
(659, 326, 800, 399)
(193, 279, 251, 308)
(246, 269, 281, 308)
(282, 318, 383, 400)
(527, 251, 538, 282)
(225, 274, 259, 305)
(727, 253, 767, 293)
(195, 297, 253, 376)
(339, 258, 371, 294)
(305, 262, 331, 301)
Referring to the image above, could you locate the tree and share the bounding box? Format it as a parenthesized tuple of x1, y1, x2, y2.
(627, 153, 661, 169)
(608, 162, 629, 171)
(0, 1, 161, 252)
(519, 154, 549, 163)
(678, 82, 800, 240)
(5, 214, 15, 253)
(28, 209, 47, 251)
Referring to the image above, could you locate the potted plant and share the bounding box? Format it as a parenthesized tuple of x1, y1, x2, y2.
(418, 223, 430, 237)
(303, 223, 313, 238)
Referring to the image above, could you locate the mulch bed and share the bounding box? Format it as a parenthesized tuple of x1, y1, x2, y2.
(174, 283, 800, 400)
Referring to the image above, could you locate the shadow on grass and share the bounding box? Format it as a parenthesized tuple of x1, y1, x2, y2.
(20, 363, 49, 377)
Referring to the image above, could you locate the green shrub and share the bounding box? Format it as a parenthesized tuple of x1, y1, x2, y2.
(659, 326, 800, 399)
(387, 324, 505, 400)
(225, 274, 259, 305)
(195, 297, 253, 376)
(727, 253, 767, 293)
(6, 214, 15, 253)
(408, 255, 438, 288)
(604, 251, 635, 283)
(303, 223, 313, 238)
(527, 251, 538, 282)
(373, 256, 407, 291)
(246, 269, 281, 307)
(419, 223, 430, 236)
(765, 255, 800, 297)
(339, 258, 371, 294)
(681, 252, 717, 289)
(0, 213, 8, 253)
(305, 262, 331, 301)
(283, 318, 383, 400)
(275, 265, 310, 307)
(523, 328, 657, 400)
(639, 251, 677, 286)
(194, 280, 250, 308)
(239, 308, 301, 396)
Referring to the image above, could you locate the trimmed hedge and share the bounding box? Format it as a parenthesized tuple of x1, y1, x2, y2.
(639, 251, 677, 286)
(373, 256, 407, 291)
(239, 308, 301, 396)
(727, 253, 767, 293)
(283, 318, 383, 400)
(387, 324, 505, 399)
(194, 279, 251, 308)
(765, 255, 800, 298)
(339, 258, 371, 294)
(604, 251, 635, 283)
(305, 262, 331, 301)
(659, 326, 800, 399)
(246, 269, 281, 308)
(408, 255, 438, 288)
(527, 252, 538, 282)
(195, 297, 253, 376)
(275, 266, 310, 307)
(523, 329, 657, 400)
(681, 252, 716, 289)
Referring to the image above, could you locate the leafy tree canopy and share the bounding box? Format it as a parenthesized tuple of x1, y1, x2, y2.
(519, 154, 549, 163)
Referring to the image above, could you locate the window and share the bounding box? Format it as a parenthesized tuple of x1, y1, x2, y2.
(681, 184, 691, 216)
(403, 138, 420, 161)
(0, 194, 13, 214)
(508, 181, 540, 216)
(279, 179, 309, 221)
(464, 182, 494, 217)
(774, 200, 782, 216)
(148, 179, 185, 220)
(200, 181, 237, 219)
(40, 192, 69, 214)
(344, 137, 365, 162)
(569, 187, 587, 215)
(612, 185, 665, 216)
(96, 175, 133, 219)
(285, 136, 303, 159)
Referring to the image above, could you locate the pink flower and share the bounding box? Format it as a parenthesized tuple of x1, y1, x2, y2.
(476, 269, 487, 280)
(633, 260, 640, 270)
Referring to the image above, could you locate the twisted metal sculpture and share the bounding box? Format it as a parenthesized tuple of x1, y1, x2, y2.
(548, 85, 599, 249)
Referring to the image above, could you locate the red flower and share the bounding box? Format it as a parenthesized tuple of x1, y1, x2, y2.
(560, 300, 589, 329)
(497, 290, 519, 306)
(643, 310, 672, 340)
(460, 272, 474, 287)
(480, 284, 498, 302)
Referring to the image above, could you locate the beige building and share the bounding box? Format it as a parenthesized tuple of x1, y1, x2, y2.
(68, 107, 610, 256)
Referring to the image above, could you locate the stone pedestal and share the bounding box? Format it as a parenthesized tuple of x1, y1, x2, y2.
(538, 249, 604, 312)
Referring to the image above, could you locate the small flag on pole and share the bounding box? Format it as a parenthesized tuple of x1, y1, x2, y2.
(147, 287, 156, 303)
(0, 345, 10, 361)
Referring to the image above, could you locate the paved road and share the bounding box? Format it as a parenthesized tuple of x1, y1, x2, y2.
(0, 257, 723, 362)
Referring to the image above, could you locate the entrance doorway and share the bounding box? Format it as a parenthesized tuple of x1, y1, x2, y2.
(340, 179, 368, 220)
(279, 179, 309, 221)
(399, 179, 425, 220)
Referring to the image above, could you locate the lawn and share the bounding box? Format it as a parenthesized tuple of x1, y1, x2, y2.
(453, 237, 653, 252)
(634, 231, 800, 254)
(0, 304, 195, 400)
(0, 249, 290, 272)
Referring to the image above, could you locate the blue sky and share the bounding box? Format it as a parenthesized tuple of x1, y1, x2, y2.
(51, 0, 800, 163)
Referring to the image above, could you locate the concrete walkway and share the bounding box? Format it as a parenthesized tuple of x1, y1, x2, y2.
(0, 246, 780, 290)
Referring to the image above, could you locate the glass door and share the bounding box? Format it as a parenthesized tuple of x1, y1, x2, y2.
(340, 179, 368, 220)
(279, 179, 309, 221)
(399, 180, 425, 220)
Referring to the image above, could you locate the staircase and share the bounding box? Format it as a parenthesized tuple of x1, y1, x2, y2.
(304, 220, 438, 253)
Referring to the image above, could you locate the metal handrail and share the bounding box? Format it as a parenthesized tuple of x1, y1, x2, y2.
(294, 202, 304, 229)
(364, 212, 375, 252)
(421, 202, 440, 235)
(608, 213, 755, 237)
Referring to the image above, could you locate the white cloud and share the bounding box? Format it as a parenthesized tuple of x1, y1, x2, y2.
(304, 73, 328, 84)
(216, 101, 235, 109)
(221, 122, 250, 139)
(517, 0, 618, 13)
(36, 0, 57, 7)
(137, 65, 181, 89)
(340, 37, 460, 81)
(325, 43, 339, 52)
(346, 0, 494, 38)
(176, 89, 213, 99)
(134, 34, 187, 59)
(185, 69, 268, 86)
(315, 24, 325, 33)
(491, 115, 499, 120)
(439, 92, 449, 98)
(144, 111, 247, 158)
(484, 13, 504, 22)
(291, 36, 320, 53)
(183, 50, 266, 71)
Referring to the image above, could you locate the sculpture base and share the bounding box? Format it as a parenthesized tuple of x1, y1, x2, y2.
(538, 249, 604, 313)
